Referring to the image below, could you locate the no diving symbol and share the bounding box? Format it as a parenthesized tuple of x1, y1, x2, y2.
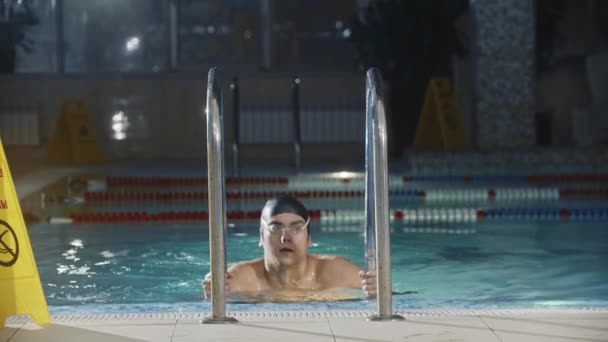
(0, 219, 19, 267)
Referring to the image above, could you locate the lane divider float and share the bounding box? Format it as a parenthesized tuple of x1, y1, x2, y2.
(101, 173, 608, 190)
(80, 187, 608, 204)
(51, 207, 608, 225)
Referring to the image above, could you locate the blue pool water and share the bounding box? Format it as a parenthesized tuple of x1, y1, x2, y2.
(29, 219, 608, 314)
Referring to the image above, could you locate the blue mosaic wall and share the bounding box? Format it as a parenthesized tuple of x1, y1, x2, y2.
(471, 0, 536, 149)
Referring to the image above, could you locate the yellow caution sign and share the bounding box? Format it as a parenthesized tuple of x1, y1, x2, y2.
(48, 100, 104, 164)
(413, 79, 467, 151)
(0, 137, 50, 328)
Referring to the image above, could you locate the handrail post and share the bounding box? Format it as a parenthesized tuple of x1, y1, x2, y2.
(292, 77, 302, 173)
(365, 68, 404, 322)
(203, 67, 238, 324)
(231, 77, 240, 177)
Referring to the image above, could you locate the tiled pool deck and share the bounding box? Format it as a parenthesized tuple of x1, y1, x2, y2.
(3, 310, 608, 342)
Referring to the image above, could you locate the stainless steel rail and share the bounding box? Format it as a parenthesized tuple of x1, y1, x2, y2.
(292, 77, 302, 173)
(203, 67, 237, 324)
(364, 68, 404, 322)
(231, 77, 240, 177)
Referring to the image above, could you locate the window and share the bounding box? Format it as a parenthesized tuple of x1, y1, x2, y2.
(177, 0, 260, 67)
(273, 0, 357, 70)
(1, 0, 56, 73)
(63, 0, 167, 72)
(3, 0, 361, 74)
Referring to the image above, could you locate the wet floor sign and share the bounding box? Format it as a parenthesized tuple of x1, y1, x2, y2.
(48, 99, 104, 164)
(0, 138, 50, 328)
(413, 79, 467, 151)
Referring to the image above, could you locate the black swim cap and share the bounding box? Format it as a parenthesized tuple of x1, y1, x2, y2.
(261, 195, 309, 221)
(259, 195, 311, 241)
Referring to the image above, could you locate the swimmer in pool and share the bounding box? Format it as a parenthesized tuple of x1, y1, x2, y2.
(202, 195, 377, 301)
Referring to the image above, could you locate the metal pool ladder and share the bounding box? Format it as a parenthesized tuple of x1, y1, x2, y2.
(204, 66, 403, 322)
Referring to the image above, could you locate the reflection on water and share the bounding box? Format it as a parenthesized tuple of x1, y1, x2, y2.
(228, 288, 364, 303)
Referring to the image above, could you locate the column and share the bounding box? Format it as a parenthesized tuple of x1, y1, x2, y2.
(471, 0, 536, 149)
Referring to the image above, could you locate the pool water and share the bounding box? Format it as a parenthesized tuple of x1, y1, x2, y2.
(28, 220, 608, 314)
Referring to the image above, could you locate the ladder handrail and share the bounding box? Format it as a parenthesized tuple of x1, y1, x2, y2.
(204, 67, 237, 324)
(231, 77, 240, 177)
(365, 67, 404, 321)
(292, 77, 302, 173)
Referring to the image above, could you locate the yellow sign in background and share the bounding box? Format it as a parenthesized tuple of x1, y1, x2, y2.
(0, 137, 50, 328)
(413, 78, 467, 151)
(48, 99, 104, 164)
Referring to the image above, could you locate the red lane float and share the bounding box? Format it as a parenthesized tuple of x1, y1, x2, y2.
(69, 209, 323, 224)
(106, 176, 289, 188)
(64, 207, 608, 224)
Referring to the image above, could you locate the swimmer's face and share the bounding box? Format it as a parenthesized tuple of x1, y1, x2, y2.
(261, 212, 311, 266)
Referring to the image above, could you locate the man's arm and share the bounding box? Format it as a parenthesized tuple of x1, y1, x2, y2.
(202, 271, 230, 299)
(226, 260, 262, 293)
(318, 256, 377, 299)
(318, 256, 362, 289)
(202, 259, 262, 298)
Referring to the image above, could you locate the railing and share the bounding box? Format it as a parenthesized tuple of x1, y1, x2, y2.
(233, 76, 364, 172)
(203, 67, 237, 324)
(238, 103, 362, 143)
(364, 68, 404, 321)
(231, 77, 240, 176)
(292, 77, 302, 173)
(203, 67, 401, 322)
(0, 105, 40, 146)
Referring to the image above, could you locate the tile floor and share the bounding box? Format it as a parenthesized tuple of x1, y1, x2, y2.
(3, 311, 608, 342)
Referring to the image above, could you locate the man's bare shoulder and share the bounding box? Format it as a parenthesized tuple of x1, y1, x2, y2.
(312, 255, 361, 270)
(228, 258, 264, 276)
(311, 255, 362, 289)
(227, 258, 266, 293)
